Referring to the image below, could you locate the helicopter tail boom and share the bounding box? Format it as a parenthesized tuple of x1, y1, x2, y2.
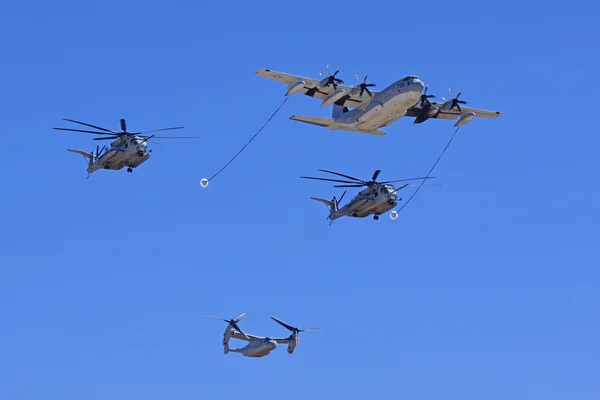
(67, 149, 95, 170)
(310, 197, 338, 217)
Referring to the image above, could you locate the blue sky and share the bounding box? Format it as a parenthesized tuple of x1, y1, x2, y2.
(1, 0, 598, 399)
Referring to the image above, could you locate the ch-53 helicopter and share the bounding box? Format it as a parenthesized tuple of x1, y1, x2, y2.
(53, 118, 201, 176)
(301, 169, 439, 223)
(205, 312, 320, 358)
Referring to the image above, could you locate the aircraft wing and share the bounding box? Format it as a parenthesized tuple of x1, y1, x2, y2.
(256, 68, 376, 108)
(405, 101, 503, 121)
(231, 331, 263, 341)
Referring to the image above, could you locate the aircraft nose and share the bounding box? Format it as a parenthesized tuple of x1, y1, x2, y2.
(412, 78, 425, 92)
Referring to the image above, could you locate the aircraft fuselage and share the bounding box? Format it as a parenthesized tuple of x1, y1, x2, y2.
(333, 76, 425, 132)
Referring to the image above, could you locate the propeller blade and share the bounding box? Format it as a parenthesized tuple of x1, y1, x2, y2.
(299, 328, 321, 332)
(204, 313, 229, 322)
(318, 169, 364, 182)
(301, 176, 364, 185)
(52, 127, 116, 135)
(271, 316, 296, 332)
(62, 118, 118, 133)
(205, 312, 249, 339)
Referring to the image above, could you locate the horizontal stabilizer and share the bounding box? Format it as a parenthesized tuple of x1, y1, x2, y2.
(290, 115, 333, 128)
(290, 115, 386, 135)
(310, 197, 334, 207)
(67, 149, 93, 159)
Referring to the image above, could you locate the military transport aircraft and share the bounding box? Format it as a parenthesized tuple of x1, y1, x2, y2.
(256, 66, 503, 135)
(205, 312, 320, 358)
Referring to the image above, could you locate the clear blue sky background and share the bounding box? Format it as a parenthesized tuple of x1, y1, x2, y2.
(1, 1, 598, 399)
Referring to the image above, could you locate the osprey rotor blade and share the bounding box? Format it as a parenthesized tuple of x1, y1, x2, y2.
(205, 312, 250, 339)
(300, 176, 365, 185)
(234, 313, 246, 323)
(318, 169, 365, 183)
(271, 316, 321, 333)
(204, 313, 229, 322)
(62, 118, 118, 134)
(271, 316, 296, 332)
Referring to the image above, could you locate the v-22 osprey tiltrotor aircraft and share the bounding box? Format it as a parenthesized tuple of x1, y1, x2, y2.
(205, 313, 320, 358)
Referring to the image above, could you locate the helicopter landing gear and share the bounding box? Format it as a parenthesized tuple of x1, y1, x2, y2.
(127, 167, 133, 173)
(373, 215, 379, 220)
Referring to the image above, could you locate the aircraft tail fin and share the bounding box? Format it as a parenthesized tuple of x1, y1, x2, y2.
(67, 149, 93, 160)
(310, 196, 340, 221)
(67, 149, 95, 170)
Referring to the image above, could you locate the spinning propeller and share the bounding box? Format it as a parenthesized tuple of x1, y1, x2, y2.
(354, 74, 376, 97)
(419, 85, 436, 107)
(442, 88, 468, 112)
(271, 316, 320, 346)
(53, 118, 201, 141)
(300, 168, 435, 192)
(204, 312, 250, 340)
(318, 65, 344, 89)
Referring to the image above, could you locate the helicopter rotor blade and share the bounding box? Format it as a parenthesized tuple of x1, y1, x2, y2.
(318, 169, 365, 182)
(120, 119, 127, 132)
(93, 137, 117, 141)
(371, 169, 381, 181)
(137, 127, 185, 134)
(52, 127, 116, 136)
(144, 136, 202, 139)
(380, 176, 435, 184)
(62, 118, 118, 134)
(300, 176, 366, 185)
(338, 190, 346, 204)
(333, 184, 364, 188)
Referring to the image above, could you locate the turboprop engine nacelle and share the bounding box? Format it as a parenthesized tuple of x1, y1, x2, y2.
(454, 111, 476, 127)
(287, 333, 298, 354)
(321, 88, 347, 107)
(414, 106, 439, 124)
(285, 80, 305, 96)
